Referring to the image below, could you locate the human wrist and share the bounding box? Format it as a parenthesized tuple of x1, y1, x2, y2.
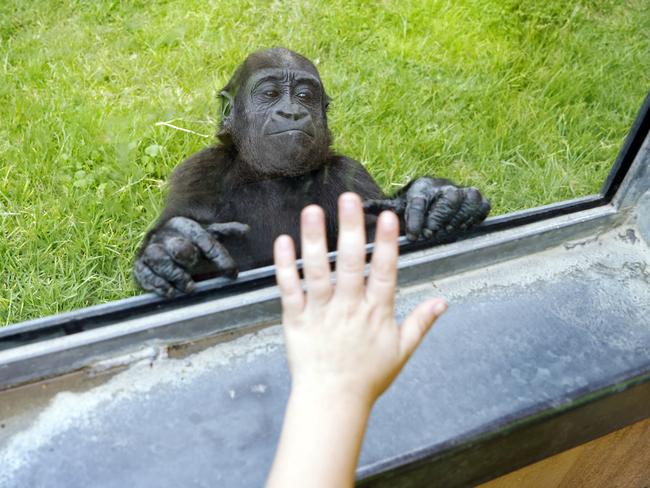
(289, 379, 376, 415)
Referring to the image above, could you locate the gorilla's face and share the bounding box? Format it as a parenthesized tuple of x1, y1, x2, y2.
(230, 68, 331, 177)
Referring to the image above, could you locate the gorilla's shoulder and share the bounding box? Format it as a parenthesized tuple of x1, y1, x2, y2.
(321, 154, 383, 199)
(325, 154, 363, 169)
(321, 154, 370, 180)
(169, 146, 230, 192)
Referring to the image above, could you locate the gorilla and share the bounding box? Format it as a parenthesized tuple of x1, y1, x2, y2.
(134, 47, 490, 297)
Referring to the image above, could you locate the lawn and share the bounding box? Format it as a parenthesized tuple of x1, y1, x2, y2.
(1, 0, 648, 325)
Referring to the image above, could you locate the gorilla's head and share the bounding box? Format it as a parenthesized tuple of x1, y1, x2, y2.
(218, 48, 332, 177)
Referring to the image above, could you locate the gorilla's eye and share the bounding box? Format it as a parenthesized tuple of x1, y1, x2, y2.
(264, 89, 280, 98)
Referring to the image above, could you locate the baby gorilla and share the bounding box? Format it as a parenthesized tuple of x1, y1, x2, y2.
(134, 48, 491, 297)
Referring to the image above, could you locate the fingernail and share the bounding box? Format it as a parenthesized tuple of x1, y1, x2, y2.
(380, 211, 397, 229)
(341, 193, 358, 209)
(303, 207, 321, 224)
(276, 235, 290, 249)
(432, 300, 448, 315)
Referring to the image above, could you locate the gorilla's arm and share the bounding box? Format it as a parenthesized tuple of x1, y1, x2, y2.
(134, 147, 248, 297)
(331, 157, 490, 241)
(355, 170, 490, 242)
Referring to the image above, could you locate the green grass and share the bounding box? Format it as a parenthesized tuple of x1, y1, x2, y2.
(1, 0, 648, 324)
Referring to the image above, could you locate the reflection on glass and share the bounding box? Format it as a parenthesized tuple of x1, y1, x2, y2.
(1, 2, 648, 324)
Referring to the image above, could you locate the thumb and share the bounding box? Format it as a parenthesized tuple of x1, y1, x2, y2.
(363, 198, 406, 215)
(399, 299, 447, 362)
(206, 222, 250, 238)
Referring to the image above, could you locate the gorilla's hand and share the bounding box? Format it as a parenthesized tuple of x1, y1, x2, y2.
(363, 177, 490, 241)
(134, 217, 250, 298)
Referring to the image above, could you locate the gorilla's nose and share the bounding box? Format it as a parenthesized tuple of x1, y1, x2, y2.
(268, 103, 313, 136)
(275, 105, 308, 121)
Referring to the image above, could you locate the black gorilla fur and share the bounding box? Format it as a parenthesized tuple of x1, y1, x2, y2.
(134, 48, 490, 297)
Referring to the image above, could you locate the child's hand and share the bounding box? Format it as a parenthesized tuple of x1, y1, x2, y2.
(273, 192, 447, 408)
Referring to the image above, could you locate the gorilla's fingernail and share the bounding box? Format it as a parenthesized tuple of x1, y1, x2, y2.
(406, 232, 418, 241)
(185, 281, 196, 293)
(422, 228, 433, 239)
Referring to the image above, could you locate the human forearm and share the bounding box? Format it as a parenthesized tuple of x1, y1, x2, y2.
(267, 195, 446, 487)
(267, 386, 372, 488)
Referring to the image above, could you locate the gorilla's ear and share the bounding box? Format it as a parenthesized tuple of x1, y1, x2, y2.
(217, 89, 235, 145)
(220, 89, 234, 118)
(323, 93, 331, 113)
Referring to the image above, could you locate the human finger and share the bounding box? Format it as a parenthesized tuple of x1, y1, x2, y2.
(274, 235, 304, 320)
(300, 205, 332, 305)
(366, 211, 399, 307)
(399, 299, 447, 362)
(334, 193, 366, 301)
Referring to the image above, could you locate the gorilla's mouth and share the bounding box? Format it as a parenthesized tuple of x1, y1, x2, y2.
(267, 129, 313, 137)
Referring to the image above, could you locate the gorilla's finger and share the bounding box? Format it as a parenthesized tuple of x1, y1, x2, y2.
(207, 222, 250, 238)
(163, 235, 200, 269)
(425, 187, 464, 238)
(142, 243, 195, 293)
(405, 197, 428, 241)
(362, 199, 406, 215)
(479, 198, 492, 221)
(404, 179, 443, 240)
(447, 188, 488, 233)
(457, 198, 491, 235)
(203, 240, 239, 278)
(134, 259, 175, 298)
(166, 216, 238, 277)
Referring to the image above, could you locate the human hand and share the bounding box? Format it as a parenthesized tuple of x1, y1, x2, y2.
(273, 192, 447, 409)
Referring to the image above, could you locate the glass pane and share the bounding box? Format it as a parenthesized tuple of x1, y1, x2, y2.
(1, 1, 649, 325)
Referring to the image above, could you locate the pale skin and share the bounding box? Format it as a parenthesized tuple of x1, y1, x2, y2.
(266, 192, 448, 488)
